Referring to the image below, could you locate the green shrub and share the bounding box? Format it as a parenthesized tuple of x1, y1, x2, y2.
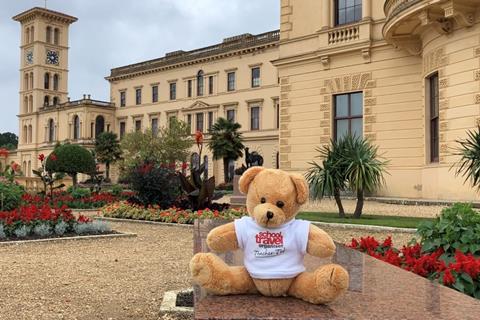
(0, 182, 24, 211)
(110, 184, 123, 197)
(417, 203, 480, 257)
(46, 143, 95, 186)
(70, 187, 91, 199)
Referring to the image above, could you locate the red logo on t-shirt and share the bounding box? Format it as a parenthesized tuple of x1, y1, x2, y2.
(255, 231, 284, 245)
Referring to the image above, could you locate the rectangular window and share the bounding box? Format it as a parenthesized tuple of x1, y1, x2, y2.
(169, 82, 176, 100)
(151, 118, 158, 136)
(152, 85, 158, 103)
(227, 72, 236, 91)
(429, 73, 439, 163)
(135, 120, 142, 132)
(334, 92, 363, 141)
(208, 76, 214, 95)
(275, 100, 280, 129)
(226, 109, 235, 123)
(187, 114, 192, 132)
(120, 91, 126, 107)
(251, 67, 260, 88)
(119, 121, 126, 139)
(196, 113, 204, 132)
(187, 80, 192, 98)
(135, 88, 142, 105)
(208, 111, 214, 131)
(250, 106, 260, 130)
(90, 122, 94, 138)
(107, 124, 110, 132)
(169, 115, 177, 129)
(335, 0, 362, 26)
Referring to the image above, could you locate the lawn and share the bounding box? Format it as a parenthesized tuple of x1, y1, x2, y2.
(297, 212, 433, 229)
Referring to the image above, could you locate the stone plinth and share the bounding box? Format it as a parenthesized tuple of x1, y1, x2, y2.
(229, 175, 246, 207)
(193, 219, 480, 320)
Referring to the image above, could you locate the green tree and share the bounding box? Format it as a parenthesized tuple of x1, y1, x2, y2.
(208, 118, 245, 182)
(45, 144, 96, 187)
(0, 132, 18, 150)
(158, 118, 193, 164)
(453, 126, 480, 190)
(95, 132, 122, 182)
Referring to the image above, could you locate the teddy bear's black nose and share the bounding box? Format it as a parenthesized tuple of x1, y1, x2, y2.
(266, 211, 274, 220)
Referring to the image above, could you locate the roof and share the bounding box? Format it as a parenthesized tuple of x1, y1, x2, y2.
(107, 30, 280, 81)
(12, 7, 78, 24)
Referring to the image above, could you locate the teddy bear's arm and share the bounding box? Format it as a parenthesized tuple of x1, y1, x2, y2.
(306, 224, 336, 258)
(206, 222, 239, 253)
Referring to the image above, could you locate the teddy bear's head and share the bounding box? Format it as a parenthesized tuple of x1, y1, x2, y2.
(238, 167, 309, 228)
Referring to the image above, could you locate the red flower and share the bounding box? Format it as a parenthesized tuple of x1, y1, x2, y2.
(11, 162, 20, 172)
(181, 162, 188, 170)
(195, 131, 204, 145)
(38, 154, 45, 162)
(382, 236, 393, 248)
(0, 148, 9, 158)
(443, 269, 456, 285)
(49, 153, 57, 161)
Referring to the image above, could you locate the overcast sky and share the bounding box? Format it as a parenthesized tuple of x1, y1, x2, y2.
(0, 0, 279, 134)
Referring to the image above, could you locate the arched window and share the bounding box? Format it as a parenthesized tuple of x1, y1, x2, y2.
(46, 26, 52, 43)
(22, 125, 27, 143)
(28, 125, 32, 143)
(23, 161, 27, 173)
(54, 28, 60, 45)
(29, 95, 33, 113)
(53, 97, 59, 105)
(53, 74, 59, 91)
(24, 73, 29, 90)
(44, 73, 50, 89)
(24, 97, 28, 113)
(26, 28, 30, 44)
(197, 70, 204, 96)
(30, 26, 34, 42)
(27, 161, 31, 177)
(44, 95, 50, 106)
(73, 115, 80, 140)
(95, 115, 105, 138)
(48, 119, 55, 142)
(29, 72, 34, 89)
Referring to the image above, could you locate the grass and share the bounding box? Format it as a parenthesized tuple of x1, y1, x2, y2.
(297, 211, 433, 229)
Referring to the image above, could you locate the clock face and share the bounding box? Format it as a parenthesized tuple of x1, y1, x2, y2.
(26, 51, 33, 65)
(46, 50, 59, 65)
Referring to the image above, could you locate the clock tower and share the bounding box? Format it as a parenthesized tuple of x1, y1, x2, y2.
(12, 7, 77, 171)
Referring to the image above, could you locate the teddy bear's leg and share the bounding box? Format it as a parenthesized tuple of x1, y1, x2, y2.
(190, 252, 257, 295)
(288, 264, 349, 304)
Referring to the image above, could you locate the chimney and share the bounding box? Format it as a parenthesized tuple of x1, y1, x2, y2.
(68, 97, 71, 102)
(87, 94, 91, 99)
(83, 94, 86, 99)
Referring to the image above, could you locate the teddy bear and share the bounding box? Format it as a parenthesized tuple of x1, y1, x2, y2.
(190, 167, 349, 304)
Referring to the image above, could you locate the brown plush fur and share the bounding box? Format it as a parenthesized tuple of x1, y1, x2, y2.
(190, 168, 349, 304)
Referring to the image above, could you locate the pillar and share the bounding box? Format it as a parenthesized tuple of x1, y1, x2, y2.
(362, 0, 372, 20)
(321, 0, 331, 29)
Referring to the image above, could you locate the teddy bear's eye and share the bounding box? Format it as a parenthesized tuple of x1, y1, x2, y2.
(260, 197, 266, 203)
(276, 201, 284, 208)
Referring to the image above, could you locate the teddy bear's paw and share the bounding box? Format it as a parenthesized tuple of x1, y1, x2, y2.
(313, 264, 349, 303)
(190, 253, 215, 287)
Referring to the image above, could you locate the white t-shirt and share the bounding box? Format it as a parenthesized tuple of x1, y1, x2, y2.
(234, 216, 310, 279)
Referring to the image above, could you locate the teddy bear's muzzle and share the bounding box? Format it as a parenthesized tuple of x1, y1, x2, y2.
(252, 204, 287, 228)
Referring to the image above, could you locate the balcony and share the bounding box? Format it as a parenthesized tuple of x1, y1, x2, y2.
(383, 0, 478, 55)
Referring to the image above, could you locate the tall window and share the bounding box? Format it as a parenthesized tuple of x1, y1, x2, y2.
(151, 118, 158, 136)
(30, 26, 34, 42)
(197, 70, 204, 96)
(46, 26, 52, 43)
(24, 74, 29, 90)
(95, 116, 105, 138)
(250, 106, 260, 130)
(275, 100, 280, 129)
(208, 76, 214, 95)
(44, 95, 50, 106)
(196, 113, 204, 132)
(227, 72, 236, 91)
(187, 114, 192, 132)
(26, 28, 30, 44)
(28, 125, 32, 143)
(53, 74, 59, 91)
(335, 0, 362, 26)
(169, 116, 177, 129)
(120, 91, 126, 107)
(135, 88, 142, 105)
(135, 120, 142, 132)
(23, 125, 27, 143)
(54, 28, 60, 45)
(187, 80, 192, 98)
(44, 73, 50, 90)
(73, 115, 80, 140)
(152, 85, 158, 103)
(208, 111, 214, 131)
(53, 97, 59, 105)
(226, 109, 235, 123)
(170, 82, 176, 100)
(251, 67, 260, 88)
(429, 73, 439, 163)
(29, 95, 33, 113)
(334, 92, 363, 141)
(48, 119, 55, 142)
(29, 73, 34, 89)
(119, 121, 126, 139)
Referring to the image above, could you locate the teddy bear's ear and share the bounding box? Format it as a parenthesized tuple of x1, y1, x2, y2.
(238, 167, 265, 194)
(289, 173, 309, 205)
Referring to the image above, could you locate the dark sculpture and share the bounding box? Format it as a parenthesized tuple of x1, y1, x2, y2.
(234, 147, 264, 175)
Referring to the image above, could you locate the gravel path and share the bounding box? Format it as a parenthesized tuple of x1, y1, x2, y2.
(0, 221, 414, 320)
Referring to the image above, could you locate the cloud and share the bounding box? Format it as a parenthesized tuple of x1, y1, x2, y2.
(0, 0, 279, 134)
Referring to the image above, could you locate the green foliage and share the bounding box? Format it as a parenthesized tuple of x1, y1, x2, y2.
(0, 182, 24, 211)
(45, 144, 95, 186)
(417, 203, 480, 257)
(109, 184, 124, 197)
(453, 126, 480, 190)
(94, 132, 122, 181)
(70, 187, 92, 200)
(0, 132, 18, 150)
(159, 118, 193, 163)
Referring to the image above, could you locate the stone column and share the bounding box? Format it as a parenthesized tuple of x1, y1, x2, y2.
(321, 0, 331, 29)
(362, 0, 372, 20)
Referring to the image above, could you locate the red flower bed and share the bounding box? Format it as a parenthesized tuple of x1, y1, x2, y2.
(348, 236, 480, 298)
(0, 204, 78, 225)
(21, 191, 135, 209)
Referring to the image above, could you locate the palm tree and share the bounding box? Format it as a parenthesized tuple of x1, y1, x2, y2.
(343, 135, 388, 218)
(208, 118, 245, 182)
(95, 132, 122, 182)
(306, 139, 347, 217)
(453, 126, 480, 189)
